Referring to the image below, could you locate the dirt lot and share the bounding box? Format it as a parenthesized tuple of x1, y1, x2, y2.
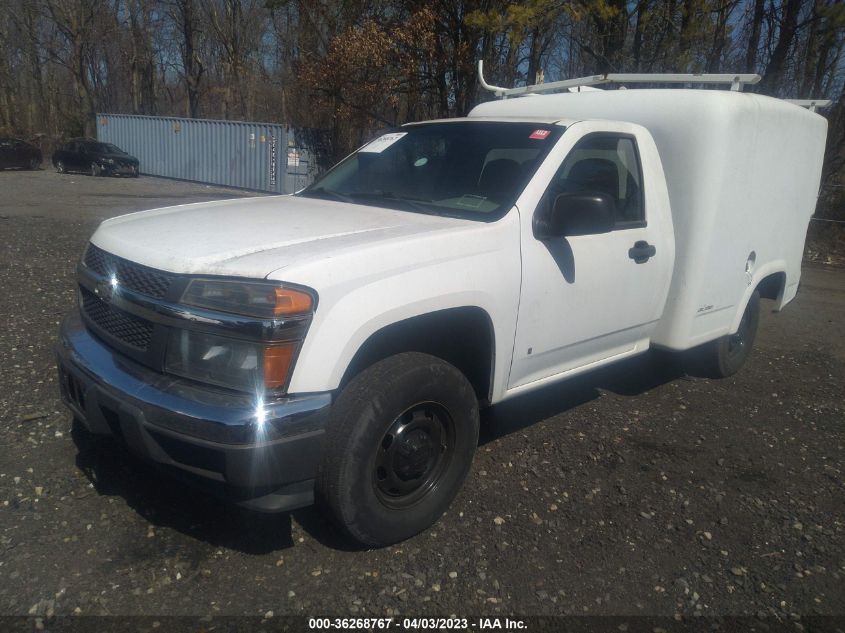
(1, 170, 843, 623)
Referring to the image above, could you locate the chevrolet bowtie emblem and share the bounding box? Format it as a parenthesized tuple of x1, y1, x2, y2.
(95, 278, 115, 304)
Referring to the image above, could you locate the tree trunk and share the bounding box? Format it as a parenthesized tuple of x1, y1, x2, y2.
(175, 0, 203, 118)
(759, 0, 802, 95)
(707, 1, 735, 73)
(745, 0, 765, 72)
(632, 0, 647, 71)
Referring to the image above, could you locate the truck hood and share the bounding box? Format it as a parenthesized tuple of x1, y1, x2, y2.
(90, 195, 475, 278)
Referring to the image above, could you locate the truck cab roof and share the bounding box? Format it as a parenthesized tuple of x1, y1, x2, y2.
(404, 115, 577, 127)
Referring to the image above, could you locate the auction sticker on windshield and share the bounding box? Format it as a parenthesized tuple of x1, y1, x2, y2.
(360, 132, 408, 153)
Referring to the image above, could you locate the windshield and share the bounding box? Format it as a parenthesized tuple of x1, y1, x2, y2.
(298, 121, 563, 220)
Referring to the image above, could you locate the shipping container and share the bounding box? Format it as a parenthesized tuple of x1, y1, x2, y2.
(96, 113, 316, 194)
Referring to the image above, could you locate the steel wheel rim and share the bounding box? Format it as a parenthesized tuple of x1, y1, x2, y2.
(372, 401, 455, 509)
(727, 305, 751, 359)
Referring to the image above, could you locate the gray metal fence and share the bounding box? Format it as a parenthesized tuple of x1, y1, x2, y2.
(96, 113, 316, 194)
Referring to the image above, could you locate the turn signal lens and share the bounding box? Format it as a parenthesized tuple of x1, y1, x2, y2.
(182, 279, 314, 318)
(263, 343, 296, 389)
(273, 288, 313, 316)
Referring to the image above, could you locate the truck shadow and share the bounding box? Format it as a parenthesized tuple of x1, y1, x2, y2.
(69, 351, 685, 554)
(71, 422, 294, 555)
(295, 351, 688, 551)
(479, 351, 684, 445)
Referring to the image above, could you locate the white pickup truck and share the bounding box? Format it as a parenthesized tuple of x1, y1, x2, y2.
(55, 71, 828, 546)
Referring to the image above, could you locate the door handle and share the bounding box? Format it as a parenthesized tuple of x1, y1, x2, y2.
(628, 240, 656, 264)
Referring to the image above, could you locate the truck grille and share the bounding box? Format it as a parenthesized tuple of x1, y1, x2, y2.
(84, 244, 173, 299)
(80, 287, 154, 350)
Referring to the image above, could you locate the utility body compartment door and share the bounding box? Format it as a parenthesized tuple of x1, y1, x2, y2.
(507, 121, 674, 393)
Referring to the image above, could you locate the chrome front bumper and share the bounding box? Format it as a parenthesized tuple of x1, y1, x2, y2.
(55, 312, 331, 512)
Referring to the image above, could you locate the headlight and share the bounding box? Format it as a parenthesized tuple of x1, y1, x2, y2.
(165, 329, 296, 391)
(181, 279, 313, 318)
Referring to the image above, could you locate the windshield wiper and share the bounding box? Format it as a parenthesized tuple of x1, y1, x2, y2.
(300, 188, 451, 217)
(346, 192, 435, 214)
(299, 187, 355, 203)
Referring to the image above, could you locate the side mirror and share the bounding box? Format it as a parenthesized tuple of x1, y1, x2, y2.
(535, 192, 616, 239)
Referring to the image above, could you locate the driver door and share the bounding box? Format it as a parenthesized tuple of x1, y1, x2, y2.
(507, 121, 674, 392)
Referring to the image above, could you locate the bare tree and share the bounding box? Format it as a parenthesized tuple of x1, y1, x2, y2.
(43, 0, 102, 134)
(167, 0, 205, 117)
(759, 0, 804, 94)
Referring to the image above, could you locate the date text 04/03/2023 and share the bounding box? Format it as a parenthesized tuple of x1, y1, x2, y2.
(307, 617, 527, 630)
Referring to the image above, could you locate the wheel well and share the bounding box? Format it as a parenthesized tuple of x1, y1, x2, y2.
(340, 307, 495, 403)
(756, 271, 786, 302)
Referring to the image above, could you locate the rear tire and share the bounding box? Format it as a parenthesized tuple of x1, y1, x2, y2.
(316, 352, 479, 547)
(695, 291, 760, 378)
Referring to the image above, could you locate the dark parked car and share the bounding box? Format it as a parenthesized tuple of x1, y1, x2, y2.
(0, 137, 42, 170)
(52, 139, 139, 177)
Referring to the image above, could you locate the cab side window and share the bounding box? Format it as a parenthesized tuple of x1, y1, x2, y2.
(547, 135, 644, 228)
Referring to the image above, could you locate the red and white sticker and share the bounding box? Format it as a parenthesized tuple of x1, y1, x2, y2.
(529, 129, 551, 140)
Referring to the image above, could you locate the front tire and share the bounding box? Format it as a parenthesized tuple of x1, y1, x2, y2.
(56, 160, 65, 174)
(317, 352, 479, 547)
(90, 162, 101, 177)
(28, 157, 40, 170)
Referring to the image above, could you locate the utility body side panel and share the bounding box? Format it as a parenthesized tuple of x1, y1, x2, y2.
(470, 91, 828, 350)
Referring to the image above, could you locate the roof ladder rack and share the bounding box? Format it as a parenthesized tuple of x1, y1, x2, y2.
(784, 99, 832, 112)
(478, 60, 762, 98)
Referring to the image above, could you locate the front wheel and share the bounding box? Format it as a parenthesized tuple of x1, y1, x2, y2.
(90, 162, 101, 177)
(316, 352, 479, 547)
(28, 157, 40, 170)
(55, 160, 65, 174)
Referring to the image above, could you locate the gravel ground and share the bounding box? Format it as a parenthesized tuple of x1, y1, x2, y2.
(1, 170, 844, 622)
